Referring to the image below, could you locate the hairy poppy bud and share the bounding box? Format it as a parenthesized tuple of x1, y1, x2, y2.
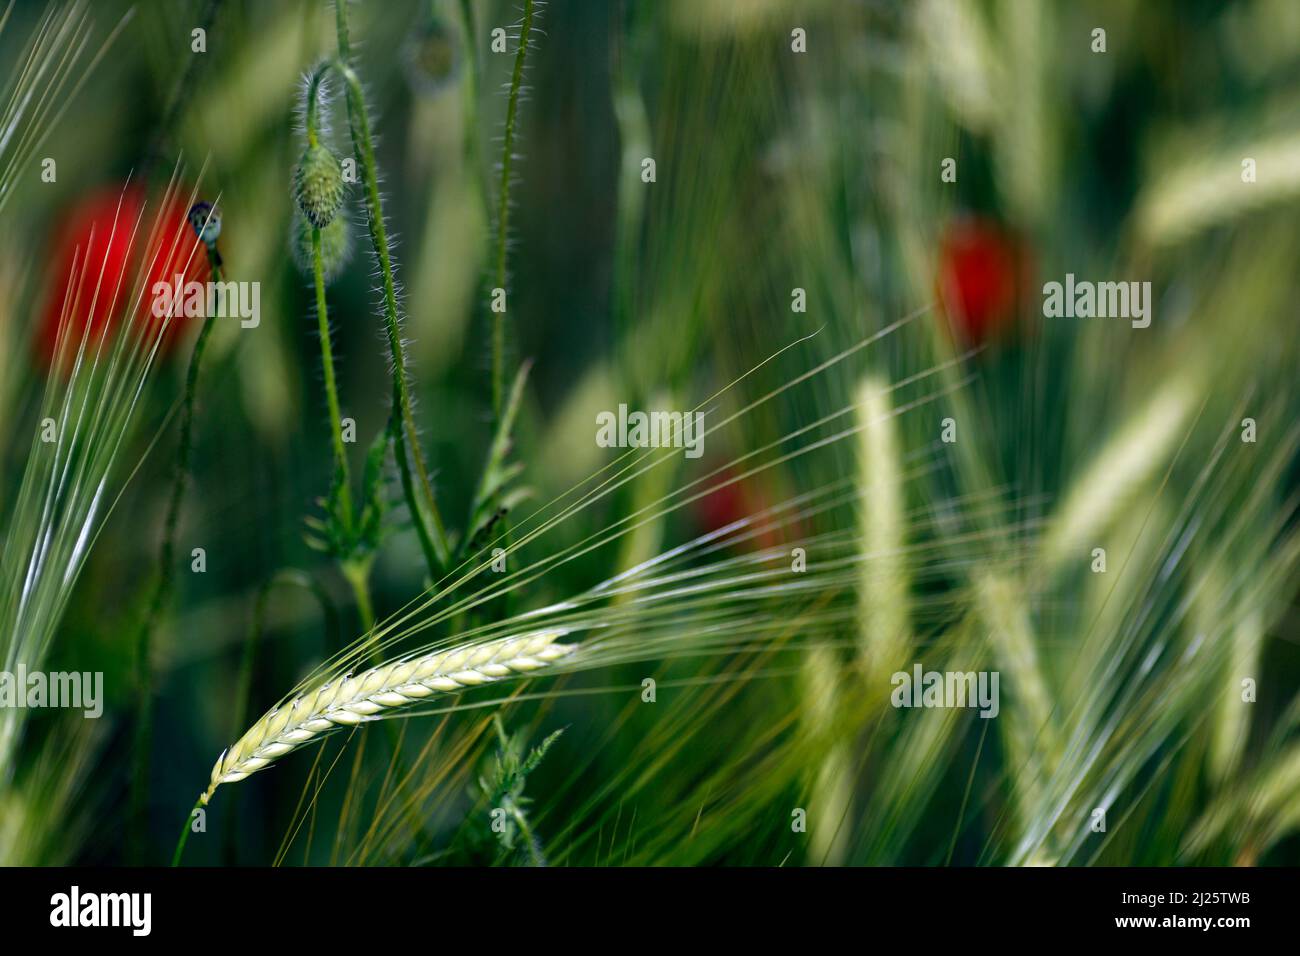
(293, 144, 346, 228)
(291, 210, 351, 282)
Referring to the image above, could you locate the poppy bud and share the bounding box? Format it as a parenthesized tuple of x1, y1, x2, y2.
(188, 200, 222, 247)
(293, 144, 346, 228)
(291, 210, 352, 282)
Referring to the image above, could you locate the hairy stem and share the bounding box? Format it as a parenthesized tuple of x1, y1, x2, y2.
(456, 0, 491, 243)
(313, 225, 354, 530)
(331, 5, 449, 572)
(483, 0, 539, 622)
(304, 65, 376, 640)
(492, 0, 535, 419)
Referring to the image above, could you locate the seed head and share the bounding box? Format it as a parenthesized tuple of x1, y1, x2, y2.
(293, 144, 346, 228)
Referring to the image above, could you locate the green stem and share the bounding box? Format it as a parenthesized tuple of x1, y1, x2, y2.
(141, 0, 223, 181)
(330, 5, 450, 573)
(305, 65, 326, 149)
(387, 406, 443, 575)
(457, 0, 478, 79)
(456, 0, 491, 247)
(131, 253, 222, 863)
(485, 0, 538, 619)
(492, 0, 535, 420)
(172, 795, 204, 867)
(611, 2, 650, 345)
(312, 224, 354, 531)
(510, 801, 547, 867)
(224, 568, 339, 864)
(342, 558, 376, 637)
(303, 74, 377, 636)
(230, 569, 339, 751)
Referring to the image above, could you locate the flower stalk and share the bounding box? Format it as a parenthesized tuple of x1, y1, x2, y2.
(316, 5, 451, 574)
(131, 232, 223, 862)
(492, 0, 536, 420)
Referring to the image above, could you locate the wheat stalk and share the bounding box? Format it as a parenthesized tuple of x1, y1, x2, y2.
(202, 629, 576, 805)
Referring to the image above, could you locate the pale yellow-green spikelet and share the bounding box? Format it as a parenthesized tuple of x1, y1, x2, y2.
(201, 629, 576, 804)
(855, 375, 910, 686)
(975, 571, 1058, 827)
(1135, 132, 1300, 246)
(801, 645, 853, 866)
(1212, 610, 1260, 783)
(1185, 743, 1300, 859)
(1040, 375, 1194, 576)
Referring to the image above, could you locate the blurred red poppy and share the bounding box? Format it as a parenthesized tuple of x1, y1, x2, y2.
(693, 465, 801, 552)
(36, 186, 209, 370)
(936, 217, 1032, 346)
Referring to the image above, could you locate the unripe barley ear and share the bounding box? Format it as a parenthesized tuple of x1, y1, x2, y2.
(200, 629, 578, 805)
(294, 144, 347, 228)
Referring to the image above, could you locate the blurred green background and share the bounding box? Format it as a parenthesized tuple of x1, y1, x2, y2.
(1, 0, 1298, 866)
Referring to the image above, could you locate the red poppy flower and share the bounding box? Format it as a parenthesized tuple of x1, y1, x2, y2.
(936, 217, 1032, 346)
(693, 466, 800, 552)
(37, 186, 209, 370)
